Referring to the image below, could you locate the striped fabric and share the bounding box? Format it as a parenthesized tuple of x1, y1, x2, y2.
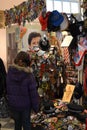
(62, 47, 70, 63)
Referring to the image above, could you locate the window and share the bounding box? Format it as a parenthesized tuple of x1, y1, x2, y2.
(46, 0, 81, 14)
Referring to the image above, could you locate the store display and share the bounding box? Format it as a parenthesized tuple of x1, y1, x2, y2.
(31, 99, 86, 130)
(67, 103, 84, 113)
(66, 65, 78, 84)
(29, 32, 67, 100)
(0, 0, 87, 129)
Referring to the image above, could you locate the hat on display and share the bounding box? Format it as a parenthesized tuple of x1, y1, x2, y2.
(67, 103, 84, 113)
(39, 35, 50, 51)
(39, 11, 51, 31)
(49, 10, 64, 27)
(60, 13, 69, 31)
(47, 10, 64, 32)
(43, 99, 55, 114)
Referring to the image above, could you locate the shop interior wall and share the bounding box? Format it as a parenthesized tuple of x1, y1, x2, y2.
(0, 18, 41, 70)
(0, 28, 7, 70)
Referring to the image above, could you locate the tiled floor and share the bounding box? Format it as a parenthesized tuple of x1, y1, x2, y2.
(0, 117, 14, 130)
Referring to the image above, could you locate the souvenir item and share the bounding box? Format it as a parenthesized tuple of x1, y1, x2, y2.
(49, 10, 64, 27)
(44, 117, 57, 123)
(49, 32, 62, 55)
(42, 99, 55, 114)
(68, 14, 84, 37)
(47, 10, 64, 32)
(39, 10, 51, 31)
(4, 0, 46, 26)
(60, 13, 69, 31)
(67, 103, 84, 113)
(74, 82, 83, 99)
(39, 35, 50, 51)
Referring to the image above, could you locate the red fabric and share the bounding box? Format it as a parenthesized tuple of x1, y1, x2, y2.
(85, 118, 87, 130)
(84, 67, 87, 95)
(38, 11, 50, 31)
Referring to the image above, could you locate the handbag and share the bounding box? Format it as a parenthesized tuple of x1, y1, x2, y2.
(0, 96, 10, 118)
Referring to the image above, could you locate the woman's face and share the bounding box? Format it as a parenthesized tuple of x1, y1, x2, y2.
(29, 37, 41, 50)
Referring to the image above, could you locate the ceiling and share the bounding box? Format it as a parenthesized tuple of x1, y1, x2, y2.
(0, 0, 26, 10)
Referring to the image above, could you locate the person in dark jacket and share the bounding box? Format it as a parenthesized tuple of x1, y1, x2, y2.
(6, 51, 40, 130)
(0, 58, 6, 98)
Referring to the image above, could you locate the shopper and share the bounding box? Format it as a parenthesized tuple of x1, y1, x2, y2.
(6, 51, 40, 130)
(0, 58, 6, 98)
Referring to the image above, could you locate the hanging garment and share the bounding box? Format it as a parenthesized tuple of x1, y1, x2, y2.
(62, 47, 70, 63)
(84, 67, 87, 95)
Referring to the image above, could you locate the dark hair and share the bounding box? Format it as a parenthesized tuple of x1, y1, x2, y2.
(28, 32, 41, 45)
(14, 51, 31, 67)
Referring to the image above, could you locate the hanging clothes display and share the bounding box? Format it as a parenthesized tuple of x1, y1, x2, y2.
(84, 67, 87, 95)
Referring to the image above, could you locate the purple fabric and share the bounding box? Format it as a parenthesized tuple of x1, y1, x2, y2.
(6, 66, 40, 112)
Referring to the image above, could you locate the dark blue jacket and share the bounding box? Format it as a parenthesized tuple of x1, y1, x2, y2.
(6, 64, 40, 112)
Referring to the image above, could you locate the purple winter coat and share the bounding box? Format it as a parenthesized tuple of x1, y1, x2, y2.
(6, 64, 40, 112)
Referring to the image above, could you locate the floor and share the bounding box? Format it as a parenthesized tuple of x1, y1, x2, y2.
(0, 117, 14, 130)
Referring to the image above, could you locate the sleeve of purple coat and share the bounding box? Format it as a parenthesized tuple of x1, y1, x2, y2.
(28, 73, 40, 113)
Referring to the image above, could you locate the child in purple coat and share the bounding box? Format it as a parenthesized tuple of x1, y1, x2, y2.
(6, 51, 40, 130)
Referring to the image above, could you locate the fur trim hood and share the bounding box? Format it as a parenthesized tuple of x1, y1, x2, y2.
(7, 64, 34, 82)
(10, 64, 33, 73)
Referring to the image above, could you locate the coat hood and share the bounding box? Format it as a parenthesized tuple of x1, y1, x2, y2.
(7, 64, 33, 82)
